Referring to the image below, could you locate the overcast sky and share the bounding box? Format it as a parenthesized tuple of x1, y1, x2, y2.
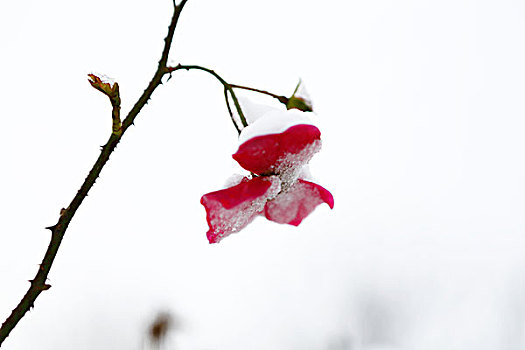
(1, 0, 525, 349)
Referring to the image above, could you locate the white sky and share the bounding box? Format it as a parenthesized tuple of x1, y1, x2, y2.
(1, 0, 525, 349)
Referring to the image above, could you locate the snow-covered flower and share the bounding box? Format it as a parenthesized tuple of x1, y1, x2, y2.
(200, 101, 333, 244)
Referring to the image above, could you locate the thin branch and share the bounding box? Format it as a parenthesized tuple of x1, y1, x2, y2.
(0, 2, 188, 345)
(229, 84, 289, 105)
(224, 87, 241, 134)
(167, 64, 248, 128)
(122, 0, 187, 132)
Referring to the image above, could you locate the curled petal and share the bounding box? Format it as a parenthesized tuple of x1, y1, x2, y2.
(201, 176, 281, 244)
(233, 124, 321, 176)
(264, 180, 334, 226)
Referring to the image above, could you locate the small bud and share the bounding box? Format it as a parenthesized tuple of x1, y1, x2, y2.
(88, 73, 122, 134)
(88, 74, 119, 101)
(286, 95, 313, 112)
(286, 80, 313, 112)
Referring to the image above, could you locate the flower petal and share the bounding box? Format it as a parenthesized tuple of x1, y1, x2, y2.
(264, 179, 334, 226)
(233, 124, 321, 176)
(201, 176, 281, 244)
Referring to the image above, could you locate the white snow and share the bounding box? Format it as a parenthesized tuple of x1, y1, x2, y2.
(275, 139, 322, 191)
(204, 176, 281, 241)
(223, 173, 246, 188)
(238, 97, 278, 125)
(297, 165, 314, 182)
(238, 107, 318, 144)
(293, 80, 314, 110)
(90, 72, 115, 85)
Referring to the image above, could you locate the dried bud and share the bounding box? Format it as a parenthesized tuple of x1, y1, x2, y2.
(87, 74, 120, 102)
(88, 73, 122, 134)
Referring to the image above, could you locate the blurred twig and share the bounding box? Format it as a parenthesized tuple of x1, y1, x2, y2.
(148, 311, 176, 349)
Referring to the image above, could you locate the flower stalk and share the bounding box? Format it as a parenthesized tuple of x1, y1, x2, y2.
(167, 64, 249, 132)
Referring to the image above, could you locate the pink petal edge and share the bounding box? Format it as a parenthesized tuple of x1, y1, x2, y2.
(232, 124, 321, 175)
(264, 179, 334, 226)
(201, 176, 280, 244)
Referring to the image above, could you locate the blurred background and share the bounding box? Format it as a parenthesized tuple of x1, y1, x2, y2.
(1, 0, 525, 349)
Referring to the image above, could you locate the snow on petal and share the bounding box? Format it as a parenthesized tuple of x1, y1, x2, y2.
(264, 179, 334, 226)
(237, 97, 279, 125)
(233, 124, 322, 179)
(238, 108, 318, 144)
(201, 176, 281, 244)
(223, 173, 246, 188)
(297, 165, 314, 182)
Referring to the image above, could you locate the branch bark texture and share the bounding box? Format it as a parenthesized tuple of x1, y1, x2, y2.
(0, 1, 188, 345)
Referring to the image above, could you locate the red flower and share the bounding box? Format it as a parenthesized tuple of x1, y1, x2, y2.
(201, 108, 333, 244)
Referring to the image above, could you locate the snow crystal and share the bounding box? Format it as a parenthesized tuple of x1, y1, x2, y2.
(264, 180, 327, 226)
(91, 72, 115, 84)
(275, 139, 322, 191)
(205, 176, 281, 243)
(297, 165, 314, 182)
